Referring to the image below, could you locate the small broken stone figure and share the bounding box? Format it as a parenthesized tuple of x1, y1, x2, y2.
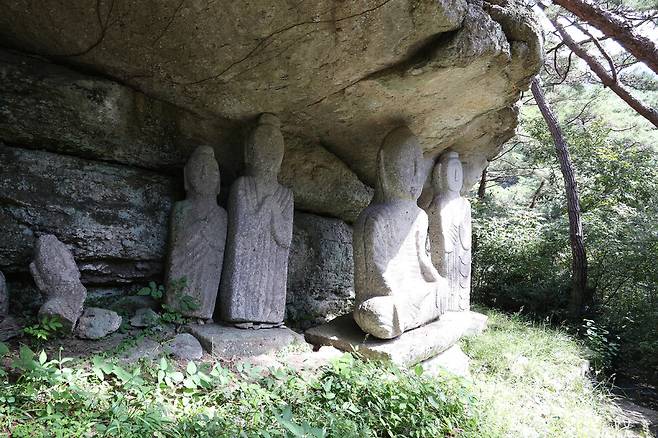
(0, 271, 8, 321)
(428, 151, 472, 311)
(30, 234, 87, 332)
(353, 126, 449, 339)
(219, 114, 294, 326)
(164, 145, 227, 320)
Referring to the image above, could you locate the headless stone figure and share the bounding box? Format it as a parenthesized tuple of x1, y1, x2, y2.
(30, 234, 87, 332)
(219, 114, 294, 326)
(165, 145, 227, 320)
(428, 152, 472, 311)
(353, 126, 449, 339)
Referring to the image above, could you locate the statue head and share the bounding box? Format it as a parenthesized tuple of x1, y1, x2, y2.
(184, 145, 221, 197)
(375, 126, 425, 202)
(432, 151, 463, 195)
(30, 234, 79, 291)
(244, 113, 284, 180)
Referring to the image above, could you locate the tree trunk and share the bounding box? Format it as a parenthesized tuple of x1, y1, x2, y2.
(531, 78, 588, 318)
(551, 0, 658, 76)
(546, 10, 658, 128)
(478, 166, 488, 199)
(529, 179, 546, 209)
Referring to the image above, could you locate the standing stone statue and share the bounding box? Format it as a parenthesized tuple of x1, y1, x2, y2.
(30, 234, 87, 331)
(353, 126, 449, 340)
(164, 145, 227, 320)
(219, 114, 294, 326)
(428, 151, 472, 311)
(0, 271, 8, 321)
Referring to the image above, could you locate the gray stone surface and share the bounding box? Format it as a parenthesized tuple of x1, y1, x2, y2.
(353, 127, 449, 339)
(0, 1, 542, 195)
(0, 49, 241, 176)
(166, 333, 204, 361)
(287, 212, 355, 329)
(428, 152, 472, 311)
(0, 144, 177, 284)
(121, 337, 163, 362)
(164, 146, 227, 319)
(219, 115, 294, 325)
(0, 316, 20, 342)
(30, 234, 87, 331)
(0, 271, 7, 321)
(130, 308, 160, 328)
(280, 138, 373, 223)
(421, 344, 471, 378)
(305, 311, 488, 366)
(110, 295, 159, 315)
(75, 307, 122, 340)
(185, 323, 304, 357)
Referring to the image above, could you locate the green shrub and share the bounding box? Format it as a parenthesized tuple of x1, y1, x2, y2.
(0, 349, 483, 437)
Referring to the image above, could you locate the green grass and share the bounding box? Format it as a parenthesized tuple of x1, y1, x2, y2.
(463, 309, 649, 437)
(0, 309, 649, 437)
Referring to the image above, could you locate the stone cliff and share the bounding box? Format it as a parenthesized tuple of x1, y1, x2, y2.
(0, 0, 542, 324)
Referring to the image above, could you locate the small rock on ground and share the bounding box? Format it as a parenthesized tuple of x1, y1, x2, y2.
(166, 333, 203, 361)
(121, 337, 163, 362)
(75, 307, 122, 340)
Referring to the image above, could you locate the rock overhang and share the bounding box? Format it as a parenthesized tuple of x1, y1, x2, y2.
(0, 0, 543, 204)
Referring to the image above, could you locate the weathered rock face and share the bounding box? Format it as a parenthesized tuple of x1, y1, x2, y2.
(0, 0, 542, 189)
(280, 137, 373, 223)
(0, 271, 8, 320)
(0, 144, 177, 284)
(0, 50, 241, 178)
(287, 213, 354, 329)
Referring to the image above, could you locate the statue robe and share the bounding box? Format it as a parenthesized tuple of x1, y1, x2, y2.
(219, 176, 294, 324)
(165, 200, 227, 319)
(428, 195, 472, 311)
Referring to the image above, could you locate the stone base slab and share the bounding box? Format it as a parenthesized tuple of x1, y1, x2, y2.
(304, 311, 487, 366)
(421, 344, 471, 378)
(185, 323, 305, 357)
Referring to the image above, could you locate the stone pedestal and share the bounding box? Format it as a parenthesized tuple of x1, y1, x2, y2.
(304, 311, 487, 367)
(185, 323, 304, 357)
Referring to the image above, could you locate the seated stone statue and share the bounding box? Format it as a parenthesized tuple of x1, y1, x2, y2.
(219, 114, 294, 326)
(428, 151, 472, 311)
(164, 145, 227, 320)
(30, 234, 87, 332)
(353, 126, 449, 339)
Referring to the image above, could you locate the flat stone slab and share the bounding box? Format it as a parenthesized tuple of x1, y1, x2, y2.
(421, 344, 470, 378)
(184, 323, 305, 357)
(304, 311, 487, 366)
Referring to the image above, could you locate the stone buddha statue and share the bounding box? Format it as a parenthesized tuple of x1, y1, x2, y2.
(428, 151, 472, 311)
(30, 234, 87, 331)
(164, 145, 227, 319)
(219, 113, 294, 327)
(353, 126, 449, 339)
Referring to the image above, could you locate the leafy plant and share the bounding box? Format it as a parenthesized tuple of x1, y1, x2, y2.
(23, 315, 63, 341)
(581, 319, 620, 372)
(137, 281, 165, 299)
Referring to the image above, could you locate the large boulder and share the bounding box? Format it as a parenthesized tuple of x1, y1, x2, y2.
(0, 0, 542, 189)
(287, 213, 355, 329)
(0, 144, 177, 284)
